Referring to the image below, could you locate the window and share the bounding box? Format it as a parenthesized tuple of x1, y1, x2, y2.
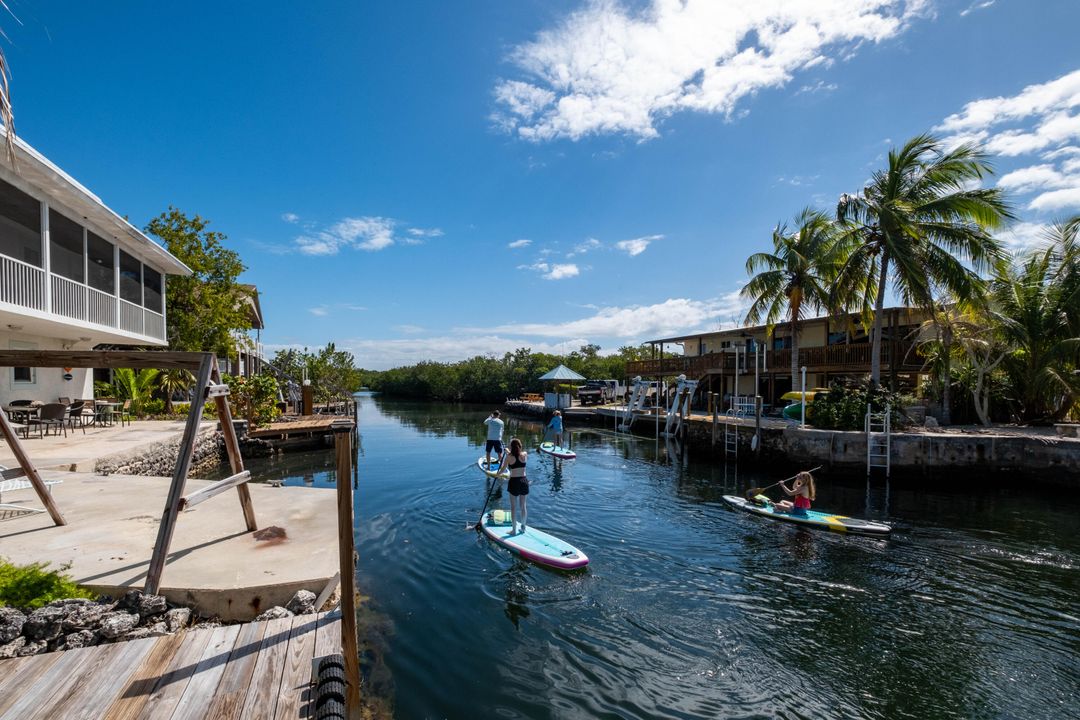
(10, 340, 35, 385)
(143, 267, 163, 313)
(119, 250, 142, 304)
(828, 331, 848, 346)
(49, 209, 85, 282)
(0, 177, 42, 266)
(773, 336, 792, 350)
(87, 232, 115, 293)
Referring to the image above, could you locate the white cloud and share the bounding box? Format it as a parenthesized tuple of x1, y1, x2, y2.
(493, 0, 929, 141)
(796, 80, 838, 96)
(395, 324, 426, 335)
(309, 306, 329, 317)
(997, 222, 1054, 252)
(1029, 187, 1080, 212)
(463, 294, 745, 339)
(293, 216, 441, 255)
(568, 238, 602, 257)
(518, 261, 581, 280)
(959, 0, 994, 16)
(508, 239, 532, 249)
(937, 69, 1080, 218)
(615, 234, 660, 256)
(338, 335, 591, 371)
(281, 212, 300, 224)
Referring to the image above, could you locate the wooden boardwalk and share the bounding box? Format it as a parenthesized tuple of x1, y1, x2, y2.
(247, 417, 342, 439)
(0, 610, 342, 720)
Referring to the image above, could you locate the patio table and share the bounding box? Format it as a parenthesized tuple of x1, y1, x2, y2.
(94, 401, 122, 427)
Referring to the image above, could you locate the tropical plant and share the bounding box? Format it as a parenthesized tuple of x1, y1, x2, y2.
(742, 208, 843, 383)
(991, 228, 1080, 422)
(224, 373, 280, 427)
(157, 368, 196, 415)
(109, 368, 161, 417)
(809, 380, 905, 431)
(0, 559, 94, 609)
(835, 134, 1013, 386)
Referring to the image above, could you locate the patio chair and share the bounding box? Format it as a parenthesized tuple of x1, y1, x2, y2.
(58, 397, 71, 406)
(66, 401, 89, 434)
(5, 399, 33, 424)
(31, 403, 68, 438)
(119, 399, 133, 427)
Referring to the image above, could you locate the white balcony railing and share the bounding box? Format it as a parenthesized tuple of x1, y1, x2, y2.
(88, 287, 116, 327)
(120, 299, 143, 335)
(0, 251, 166, 343)
(1, 254, 46, 311)
(51, 273, 88, 322)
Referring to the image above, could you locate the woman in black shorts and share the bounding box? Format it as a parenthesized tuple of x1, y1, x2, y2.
(498, 437, 529, 535)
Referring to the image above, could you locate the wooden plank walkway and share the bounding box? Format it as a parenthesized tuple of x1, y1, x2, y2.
(0, 610, 342, 720)
(247, 417, 341, 439)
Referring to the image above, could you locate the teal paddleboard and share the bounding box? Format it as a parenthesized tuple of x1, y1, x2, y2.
(480, 508, 588, 570)
(722, 495, 891, 536)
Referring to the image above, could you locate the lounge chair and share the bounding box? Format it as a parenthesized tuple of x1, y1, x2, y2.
(0, 466, 63, 517)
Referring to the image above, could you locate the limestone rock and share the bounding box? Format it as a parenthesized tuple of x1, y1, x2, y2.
(136, 594, 168, 619)
(17, 639, 48, 657)
(98, 611, 140, 639)
(191, 618, 222, 631)
(254, 606, 293, 621)
(124, 623, 170, 641)
(61, 603, 111, 633)
(164, 607, 192, 633)
(0, 636, 26, 659)
(924, 416, 939, 428)
(286, 590, 317, 615)
(57, 630, 95, 650)
(0, 607, 26, 643)
(23, 605, 67, 641)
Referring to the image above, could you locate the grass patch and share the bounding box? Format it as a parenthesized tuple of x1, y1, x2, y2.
(0, 558, 95, 609)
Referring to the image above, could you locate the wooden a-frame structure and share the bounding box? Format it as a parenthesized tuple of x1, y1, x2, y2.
(0, 350, 257, 595)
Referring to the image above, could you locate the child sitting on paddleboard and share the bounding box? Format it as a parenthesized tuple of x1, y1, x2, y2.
(774, 471, 815, 514)
(546, 410, 563, 446)
(497, 437, 529, 535)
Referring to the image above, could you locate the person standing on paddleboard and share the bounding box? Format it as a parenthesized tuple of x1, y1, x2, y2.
(484, 410, 505, 467)
(497, 437, 529, 535)
(546, 410, 564, 447)
(774, 471, 815, 515)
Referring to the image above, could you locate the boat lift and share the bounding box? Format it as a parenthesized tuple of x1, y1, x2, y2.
(663, 375, 698, 438)
(618, 376, 657, 432)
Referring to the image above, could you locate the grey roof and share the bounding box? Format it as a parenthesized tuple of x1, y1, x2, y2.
(538, 364, 586, 382)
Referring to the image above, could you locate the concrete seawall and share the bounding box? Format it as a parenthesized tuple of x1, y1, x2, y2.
(516, 405, 1080, 485)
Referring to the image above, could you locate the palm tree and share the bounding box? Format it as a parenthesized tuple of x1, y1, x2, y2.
(835, 134, 1013, 386)
(1, 9, 17, 163)
(742, 208, 842, 386)
(158, 368, 196, 414)
(993, 225, 1080, 422)
(111, 368, 161, 417)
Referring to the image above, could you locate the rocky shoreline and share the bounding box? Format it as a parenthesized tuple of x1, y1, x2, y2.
(94, 426, 279, 479)
(0, 587, 324, 659)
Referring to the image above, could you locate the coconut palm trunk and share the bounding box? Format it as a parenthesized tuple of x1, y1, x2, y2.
(869, 250, 889, 386)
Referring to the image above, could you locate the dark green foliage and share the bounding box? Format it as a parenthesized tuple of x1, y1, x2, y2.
(0, 559, 94, 609)
(145, 208, 252, 356)
(271, 344, 364, 403)
(810, 381, 905, 430)
(367, 345, 650, 402)
(224, 373, 281, 427)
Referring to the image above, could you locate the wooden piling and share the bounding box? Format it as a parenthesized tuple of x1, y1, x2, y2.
(332, 419, 362, 719)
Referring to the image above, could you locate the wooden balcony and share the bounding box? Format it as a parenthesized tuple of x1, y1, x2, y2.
(626, 341, 923, 377)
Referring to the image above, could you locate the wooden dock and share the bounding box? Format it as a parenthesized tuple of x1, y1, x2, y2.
(0, 610, 342, 720)
(248, 416, 344, 440)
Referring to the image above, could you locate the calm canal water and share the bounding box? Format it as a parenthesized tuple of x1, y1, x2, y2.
(241, 394, 1079, 719)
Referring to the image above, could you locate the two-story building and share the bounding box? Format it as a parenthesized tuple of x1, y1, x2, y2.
(627, 307, 930, 410)
(0, 134, 191, 405)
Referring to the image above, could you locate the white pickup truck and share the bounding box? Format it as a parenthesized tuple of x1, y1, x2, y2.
(576, 379, 627, 405)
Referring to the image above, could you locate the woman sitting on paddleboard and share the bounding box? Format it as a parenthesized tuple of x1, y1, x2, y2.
(547, 410, 563, 447)
(497, 437, 529, 535)
(774, 471, 815, 515)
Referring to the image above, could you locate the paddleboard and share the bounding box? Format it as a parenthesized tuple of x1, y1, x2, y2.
(538, 441, 576, 460)
(477, 457, 509, 479)
(722, 495, 892, 536)
(480, 509, 589, 570)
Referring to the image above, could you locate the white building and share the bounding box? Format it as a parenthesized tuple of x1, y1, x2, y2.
(0, 134, 191, 405)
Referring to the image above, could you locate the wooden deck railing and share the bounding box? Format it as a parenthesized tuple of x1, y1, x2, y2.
(626, 342, 922, 376)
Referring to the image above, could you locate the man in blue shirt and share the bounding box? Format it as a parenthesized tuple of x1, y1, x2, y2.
(547, 410, 564, 447)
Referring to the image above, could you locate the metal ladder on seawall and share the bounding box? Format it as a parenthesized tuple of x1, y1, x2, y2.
(724, 419, 738, 459)
(865, 403, 891, 477)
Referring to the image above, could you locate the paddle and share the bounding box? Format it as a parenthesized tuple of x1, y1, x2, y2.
(745, 466, 823, 500)
(470, 473, 499, 532)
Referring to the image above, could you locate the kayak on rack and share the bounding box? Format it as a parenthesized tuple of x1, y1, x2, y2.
(476, 457, 509, 479)
(480, 509, 589, 570)
(537, 441, 576, 460)
(722, 495, 892, 536)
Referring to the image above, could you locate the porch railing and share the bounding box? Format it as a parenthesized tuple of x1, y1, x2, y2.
(626, 341, 922, 376)
(120, 299, 144, 335)
(0, 254, 46, 311)
(51, 273, 88, 322)
(89, 287, 117, 327)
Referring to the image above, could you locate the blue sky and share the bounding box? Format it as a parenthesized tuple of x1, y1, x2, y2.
(5, 0, 1080, 369)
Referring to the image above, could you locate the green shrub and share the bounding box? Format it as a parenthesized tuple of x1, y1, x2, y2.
(0, 558, 95, 609)
(224, 373, 281, 427)
(173, 401, 191, 416)
(143, 398, 165, 415)
(811, 381, 907, 430)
